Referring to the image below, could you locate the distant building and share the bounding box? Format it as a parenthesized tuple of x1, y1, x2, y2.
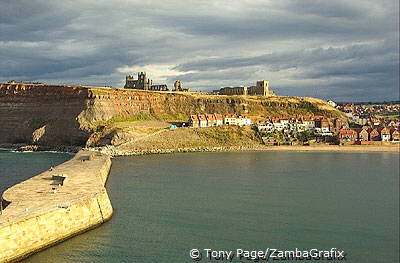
(206, 114, 216, 127)
(272, 118, 285, 131)
(150, 84, 168, 91)
(248, 81, 271, 96)
(339, 129, 358, 144)
(224, 114, 238, 125)
(327, 100, 337, 107)
(124, 72, 168, 91)
(314, 118, 330, 133)
(238, 114, 252, 126)
(358, 128, 371, 141)
(214, 80, 275, 96)
(257, 123, 274, 132)
(391, 129, 400, 142)
(188, 113, 251, 128)
(173, 80, 190, 92)
(302, 117, 315, 129)
(173, 80, 183, 91)
(370, 127, 383, 141)
(217, 86, 248, 96)
(198, 114, 207, 128)
(381, 127, 391, 142)
(124, 72, 152, 90)
(215, 114, 223, 126)
(189, 115, 199, 128)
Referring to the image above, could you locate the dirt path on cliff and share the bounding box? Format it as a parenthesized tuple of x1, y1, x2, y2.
(114, 129, 168, 147)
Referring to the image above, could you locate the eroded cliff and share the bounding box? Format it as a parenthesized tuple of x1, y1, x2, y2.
(0, 83, 89, 146)
(0, 83, 343, 147)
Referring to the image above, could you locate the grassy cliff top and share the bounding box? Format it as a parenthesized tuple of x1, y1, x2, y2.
(86, 87, 344, 118)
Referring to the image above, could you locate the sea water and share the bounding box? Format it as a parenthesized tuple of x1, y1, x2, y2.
(1, 150, 398, 262)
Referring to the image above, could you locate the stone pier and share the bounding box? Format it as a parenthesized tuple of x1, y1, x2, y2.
(0, 150, 113, 262)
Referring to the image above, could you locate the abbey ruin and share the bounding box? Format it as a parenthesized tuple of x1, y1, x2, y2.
(214, 80, 275, 96)
(124, 72, 272, 96)
(124, 72, 168, 91)
(124, 72, 192, 93)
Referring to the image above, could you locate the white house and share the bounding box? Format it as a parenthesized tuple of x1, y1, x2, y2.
(257, 122, 274, 132)
(224, 114, 238, 125)
(303, 119, 315, 129)
(238, 115, 252, 126)
(327, 100, 337, 107)
(273, 122, 285, 131)
(214, 113, 224, 126)
(198, 114, 208, 128)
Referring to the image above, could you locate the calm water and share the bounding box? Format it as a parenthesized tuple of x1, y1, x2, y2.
(1, 150, 398, 262)
(0, 149, 71, 195)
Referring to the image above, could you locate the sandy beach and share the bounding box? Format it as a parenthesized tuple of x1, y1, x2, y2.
(262, 144, 400, 153)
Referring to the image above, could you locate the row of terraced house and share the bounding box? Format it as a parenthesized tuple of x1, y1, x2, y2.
(189, 114, 252, 128)
(339, 126, 400, 144)
(256, 116, 348, 134)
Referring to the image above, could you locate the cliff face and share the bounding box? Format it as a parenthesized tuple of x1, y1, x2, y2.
(0, 83, 343, 147)
(82, 87, 343, 122)
(0, 83, 90, 146)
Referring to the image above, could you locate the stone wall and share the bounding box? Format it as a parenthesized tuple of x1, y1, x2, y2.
(0, 151, 113, 262)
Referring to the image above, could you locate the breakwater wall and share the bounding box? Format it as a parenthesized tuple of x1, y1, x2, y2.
(0, 150, 113, 262)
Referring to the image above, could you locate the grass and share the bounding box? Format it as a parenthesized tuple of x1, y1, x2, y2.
(375, 113, 399, 119)
(112, 114, 153, 123)
(205, 127, 234, 143)
(86, 114, 153, 132)
(114, 125, 263, 151)
(157, 113, 187, 121)
(195, 126, 260, 145)
(84, 112, 191, 137)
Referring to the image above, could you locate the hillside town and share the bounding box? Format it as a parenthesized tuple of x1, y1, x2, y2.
(255, 116, 348, 145)
(187, 108, 400, 146)
(334, 102, 400, 145)
(336, 102, 400, 126)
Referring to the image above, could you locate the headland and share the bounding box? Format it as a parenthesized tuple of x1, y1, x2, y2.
(1, 82, 397, 155)
(0, 81, 397, 261)
(0, 82, 342, 149)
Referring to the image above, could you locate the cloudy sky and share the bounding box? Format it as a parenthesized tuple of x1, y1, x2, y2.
(1, 0, 398, 101)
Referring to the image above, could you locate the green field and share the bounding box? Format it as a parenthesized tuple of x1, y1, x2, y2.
(375, 113, 400, 119)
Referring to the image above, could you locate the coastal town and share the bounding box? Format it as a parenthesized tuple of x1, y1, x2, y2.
(121, 72, 399, 146)
(1, 1, 398, 263)
(336, 102, 400, 145)
(3, 73, 399, 149)
(186, 102, 400, 146)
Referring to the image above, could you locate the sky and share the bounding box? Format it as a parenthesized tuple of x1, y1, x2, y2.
(0, 0, 398, 102)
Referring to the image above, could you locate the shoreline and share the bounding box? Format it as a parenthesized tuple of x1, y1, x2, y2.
(259, 144, 400, 153)
(0, 144, 82, 154)
(2, 143, 399, 157)
(90, 143, 399, 157)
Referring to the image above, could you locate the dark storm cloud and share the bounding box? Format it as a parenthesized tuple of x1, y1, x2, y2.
(0, 1, 78, 41)
(282, 0, 367, 18)
(0, 0, 398, 101)
(175, 39, 398, 72)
